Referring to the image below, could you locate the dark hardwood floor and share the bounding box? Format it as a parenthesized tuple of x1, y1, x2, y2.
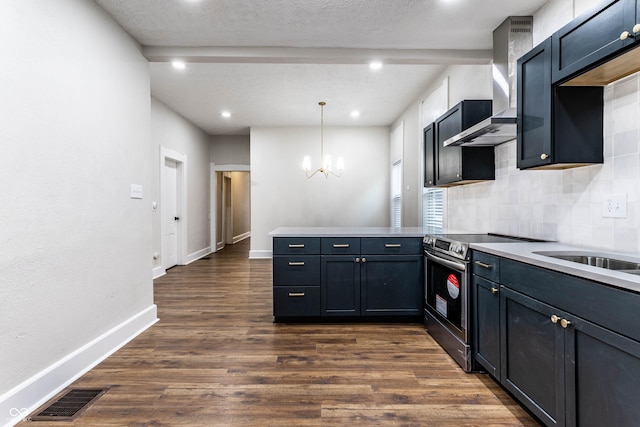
(24, 239, 540, 426)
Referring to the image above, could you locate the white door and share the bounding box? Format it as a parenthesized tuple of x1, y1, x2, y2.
(164, 159, 179, 268)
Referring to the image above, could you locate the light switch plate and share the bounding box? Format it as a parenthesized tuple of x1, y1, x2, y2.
(130, 184, 143, 199)
(602, 194, 627, 218)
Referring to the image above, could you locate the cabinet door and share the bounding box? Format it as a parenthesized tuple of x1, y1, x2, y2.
(565, 315, 640, 427)
(321, 255, 360, 316)
(360, 255, 423, 316)
(473, 275, 501, 379)
(517, 38, 552, 169)
(551, 0, 634, 83)
(500, 287, 566, 427)
(423, 123, 436, 187)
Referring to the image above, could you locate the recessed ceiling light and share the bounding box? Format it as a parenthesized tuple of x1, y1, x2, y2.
(171, 61, 186, 70)
(221, 111, 231, 118)
(350, 110, 360, 118)
(369, 61, 383, 70)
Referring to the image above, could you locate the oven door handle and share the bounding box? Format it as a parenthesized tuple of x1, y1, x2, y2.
(425, 251, 467, 273)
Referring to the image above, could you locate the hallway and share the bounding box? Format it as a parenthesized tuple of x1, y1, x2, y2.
(24, 239, 538, 426)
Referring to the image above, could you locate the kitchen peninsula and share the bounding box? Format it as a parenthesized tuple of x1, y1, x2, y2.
(269, 227, 428, 321)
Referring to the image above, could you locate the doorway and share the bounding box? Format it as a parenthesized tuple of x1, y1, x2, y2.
(210, 165, 251, 252)
(161, 147, 187, 271)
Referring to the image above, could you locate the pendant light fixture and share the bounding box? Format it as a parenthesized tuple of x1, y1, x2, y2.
(302, 101, 344, 178)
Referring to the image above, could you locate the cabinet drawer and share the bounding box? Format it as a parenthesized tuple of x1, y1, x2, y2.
(273, 286, 320, 317)
(361, 237, 422, 255)
(321, 237, 360, 254)
(472, 251, 500, 282)
(273, 237, 320, 255)
(273, 256, 320, 286)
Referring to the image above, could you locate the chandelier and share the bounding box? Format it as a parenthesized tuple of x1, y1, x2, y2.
(302, 102, 344, 178)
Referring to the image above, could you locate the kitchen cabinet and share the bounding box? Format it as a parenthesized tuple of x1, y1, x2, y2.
(423, 123, 436, 187)
(473, 251, 640, 426)
(551, 0, 635, 84)
(434, 100, 495, 186)
(517, 38, 603, 170)
(273, 235, 423, 320)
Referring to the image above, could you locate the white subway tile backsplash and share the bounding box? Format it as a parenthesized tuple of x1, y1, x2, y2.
(446, 73, 640, 253)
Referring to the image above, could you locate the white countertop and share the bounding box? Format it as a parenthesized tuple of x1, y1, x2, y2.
(471, 241, 640, 294)
(268, 226, 432, 238)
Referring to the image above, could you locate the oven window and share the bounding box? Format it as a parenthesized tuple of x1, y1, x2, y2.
(426, 261, 463, 331)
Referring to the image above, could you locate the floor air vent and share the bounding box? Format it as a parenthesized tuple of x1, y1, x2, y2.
(29, 388, 108, 421)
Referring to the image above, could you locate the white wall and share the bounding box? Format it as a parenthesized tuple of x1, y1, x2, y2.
(250, 126, 390, 257)
(0, 0, 155, 421)
(210, 135, 250, 165)
(150, 98, 212, 272)
(231, 172, 251, 240)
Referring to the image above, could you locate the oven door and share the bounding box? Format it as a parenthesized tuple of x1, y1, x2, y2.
(424, 250, 468, 342)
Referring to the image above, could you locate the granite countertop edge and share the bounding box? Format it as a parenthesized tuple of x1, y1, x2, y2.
(470, 241, 640, 294)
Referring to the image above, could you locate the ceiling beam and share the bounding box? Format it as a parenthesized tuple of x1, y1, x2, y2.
(142, 46, 492, 65)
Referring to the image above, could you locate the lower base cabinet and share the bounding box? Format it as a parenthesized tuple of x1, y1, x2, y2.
(474, 252, 640, 427)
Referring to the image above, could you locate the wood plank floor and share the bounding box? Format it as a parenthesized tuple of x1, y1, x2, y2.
(24, 239, 541, 426)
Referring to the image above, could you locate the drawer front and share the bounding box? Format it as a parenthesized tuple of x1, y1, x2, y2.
(321, 237, 361, 255)
(273, 256, 320, 286)
(472, 251, 500, 282)
(273, 286, 320, 317)
(273, 237, 320, 255)
(361, 237, 422, 255)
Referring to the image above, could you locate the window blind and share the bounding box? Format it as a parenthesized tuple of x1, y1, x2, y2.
(423, 188, 444, 228)
(391, 160, 402, 228)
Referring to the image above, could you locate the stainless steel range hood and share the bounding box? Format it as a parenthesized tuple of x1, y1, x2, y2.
(444, 17, 532, 147)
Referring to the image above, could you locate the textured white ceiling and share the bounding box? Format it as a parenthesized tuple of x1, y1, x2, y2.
(94, 0, 549, 135)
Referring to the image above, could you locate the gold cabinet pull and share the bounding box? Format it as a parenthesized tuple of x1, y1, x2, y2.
(551, 314, 560, 324)
(475, 261, 492, 269)
(333, 244, 350, 248)
(288, 261, 305, 266)
(288, 292, 305, 297)
(560, 318, 571, 329)
(385, 243, 402, 248)
(540, 153, 549, 160)
(490, 287, 499, 295)
(288, 244, 305, 248)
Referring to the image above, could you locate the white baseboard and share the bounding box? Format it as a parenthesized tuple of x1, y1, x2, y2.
(232, 231, 251, 244)
(0, 305, 158, 427)
(186, 247, 212, 265)
(249, 249, 272, 259)
(152, 265, 165, 279)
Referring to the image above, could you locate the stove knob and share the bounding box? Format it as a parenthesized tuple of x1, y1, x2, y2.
(455, 245, 464, 255)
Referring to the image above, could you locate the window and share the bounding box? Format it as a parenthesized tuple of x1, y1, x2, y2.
(423, 187, 444, 228)
(391, 160, 402, 228)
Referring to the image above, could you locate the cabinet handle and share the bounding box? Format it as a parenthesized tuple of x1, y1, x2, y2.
(385, 243, 402, 248)
(474, 261, 492, 269)
(288, 292, 305, 297)
(333, 244, 350, 248)
(355, 258, 360, 263)
(490, 287, 499, 295)
(288, 244, 305, 248)
(620, 24, 640, 40)
(560, 318, 571, 329)
(288, 261, 305, 266)
(550, 314, 560, 324)
(540, 153, 549, 160)
(362, 257, 366, 263)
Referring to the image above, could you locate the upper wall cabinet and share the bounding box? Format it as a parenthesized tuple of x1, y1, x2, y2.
(423, 123, 436, 187)
(434, 100, 495, 186)
(553, 0, 640, 85)
(517, 38, 604, 169)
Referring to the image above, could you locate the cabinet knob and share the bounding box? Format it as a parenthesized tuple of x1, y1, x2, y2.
(634, 23, 640, 33)
(362, 257, 366, 263)
(560, 318, 571, 329)
(550, 314, 559, 324)
(355, 258, 360, 263)
(620, 30, 632, 40)
(490, 287, 499, 295)
(540, 153, 549, 160)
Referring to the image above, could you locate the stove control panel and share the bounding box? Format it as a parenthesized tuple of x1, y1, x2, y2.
(423, 236, 469, 260)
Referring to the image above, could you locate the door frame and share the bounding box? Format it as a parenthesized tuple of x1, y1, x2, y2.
(209, 163, 250, 252)
(161, 147, 188, 271)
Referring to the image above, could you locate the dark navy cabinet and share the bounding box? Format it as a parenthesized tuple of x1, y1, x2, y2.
(551, 0, 634, 83)
(423, 123, 436, 187)
(473, 251, 640, 426)
(517, 38, 603, 170)
(434, 100, 495, 186)
(273, 236, 423, 320)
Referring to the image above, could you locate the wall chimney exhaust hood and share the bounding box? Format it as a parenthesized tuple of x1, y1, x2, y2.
(444, 17, 532, 147)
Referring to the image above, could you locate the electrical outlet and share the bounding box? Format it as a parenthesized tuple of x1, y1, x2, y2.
(602, 194, 627, 218)
(130, 184, 143, 199)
